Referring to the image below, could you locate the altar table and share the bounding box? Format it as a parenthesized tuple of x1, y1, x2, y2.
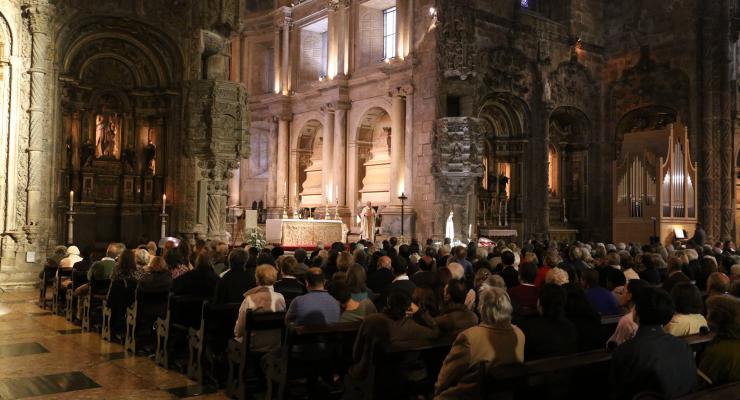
(265, 219, 344, 246)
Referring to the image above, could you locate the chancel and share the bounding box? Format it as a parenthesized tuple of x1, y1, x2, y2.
(0, 0, 739, 399)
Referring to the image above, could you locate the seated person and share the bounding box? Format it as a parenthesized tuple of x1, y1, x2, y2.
(519, 284, 578, 360)
(214, 248, 256, 304)
(233, 264, 285, 351)
(172, 249, 219, 299)
(508, 262, 539, 318)
(434, 279, 478, 337)
(608, 279, 649, 346)
(138, 256, 173, 293)
(698, 295, 740, 386)
(75, 242, 124, 297)
(411, 256, 438, 290)
(434, 286, 524, 399)
(285, 268, 340, 326)
(610, 287, 697, 399)
(665, 282, 708, 336)
(328, 281, 376, 323)
(274, 255, 307, 306)
(582, 269, 620, 315)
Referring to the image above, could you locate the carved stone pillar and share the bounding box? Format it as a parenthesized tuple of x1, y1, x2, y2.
(718, 3, 734, 241)
(542, 102, 553, 238)
(328, 0, 350, 77)
(276, 118, 290, 207)
(333, 105, 348, 207)
(322, 104, 335, 204)
(22, 2, 55, 244)
(389, 89, 406, 204)
(280, 12, 291, 94)
(199, 159, 236, 241)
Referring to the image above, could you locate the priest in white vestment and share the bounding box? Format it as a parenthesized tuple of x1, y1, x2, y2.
(445, 211, 455, 241)
(360, 202, 377, 243)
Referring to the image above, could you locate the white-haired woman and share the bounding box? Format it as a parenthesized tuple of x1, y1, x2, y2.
(434, 286, 525, 399)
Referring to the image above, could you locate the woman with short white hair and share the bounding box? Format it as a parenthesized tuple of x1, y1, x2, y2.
(435, 286, 525, 399)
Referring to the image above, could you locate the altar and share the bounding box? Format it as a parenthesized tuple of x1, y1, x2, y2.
(265, 219, 344, 247)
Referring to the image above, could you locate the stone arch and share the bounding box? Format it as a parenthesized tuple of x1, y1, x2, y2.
(0, 10, 13, 237)
(477, 46, 538, 105)
(295, 119, 324, 207)
(477, 93, 530, 138)
(615, 105, 677, 149)
(354, 106, 392, 207)
(548, 58, 598, 116)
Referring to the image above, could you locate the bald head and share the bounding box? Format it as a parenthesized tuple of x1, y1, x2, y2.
(304, 267, 326, 289)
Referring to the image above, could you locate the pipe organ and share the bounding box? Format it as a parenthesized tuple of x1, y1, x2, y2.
(613, 122, 697, 245)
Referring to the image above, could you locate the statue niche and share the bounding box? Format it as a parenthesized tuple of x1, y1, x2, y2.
(95, 112, 121, 159)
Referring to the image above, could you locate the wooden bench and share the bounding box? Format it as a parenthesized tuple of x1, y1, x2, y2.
(124, 287, 170, 354)
(270, 322, 361, 400)
(51, 269, 73, 315)
(65, 271, 87, 322)
(227, 311, 286, 400)
(154, 295, 205, 369)
(186, 301, 241, 384)
(81, 278, 111, 332)
(101, 278, 136, 342)
(676, 382, 740, 399)
(481, 331, 717, 399)
(38, 267, 56, 309)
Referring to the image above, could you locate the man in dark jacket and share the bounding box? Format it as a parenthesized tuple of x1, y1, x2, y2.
(610, 287, 697, 399)
(214, 248, 256, 304)
(367, 256, 394, 293)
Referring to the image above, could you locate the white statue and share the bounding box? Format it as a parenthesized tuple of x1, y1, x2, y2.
(360, 202, 377, 243)
(445, 210, 455, 241)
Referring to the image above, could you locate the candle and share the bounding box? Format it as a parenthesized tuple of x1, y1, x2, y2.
(69, 190, 74, 212)
(335, 185, 338, 204)
(162, 194, 166, 214)
(468, 224, 472, 239)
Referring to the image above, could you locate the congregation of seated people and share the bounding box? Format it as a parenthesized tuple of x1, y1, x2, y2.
(39, 234, 740, 399)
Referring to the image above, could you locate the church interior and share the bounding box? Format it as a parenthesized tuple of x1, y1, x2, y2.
(0, 0, 739, 398)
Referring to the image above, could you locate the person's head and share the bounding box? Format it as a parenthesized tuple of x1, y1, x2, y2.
(671, 282, 704, 315)
(544, 249, 561, 267)
(391, 256, 408, 276)
(707, 272, 731, 296)
(213, 241, 229, 263)
(228, 248, 248, 270)
(328, 280, 351, 306)
(390, 237, 399, 247)
(146, 241, 157, 255)
(705, 295, 740, 340)
(106, 242, 125, 259)
(271, 246, 285, 260)
(545, 267, 569, 286)
(294, 248, 307, 264)
(667, 256, 685, 273)
(418, 256, 435, 272)
(413, 286, 439, 316)
(447, 262, 465, 280)
(619, 279, 649, 308)
(304, 267, 325, 290)
(353, 249, 368, 267)
(701, 256, 719, 276)
(385, 289, 412, 320)
(53, 245, 68, 258)
(454, 246, 467, 260)
(474, 269, 491, 288)
(635, 287, 675, 326)
(147, 255, 168, 272)
(606, 252, 620, 267)
(501, 251, 515, 267)
(346, 264, 368, 294)
(478, 286, 513, 325)
(255, 264, 278, 286)
(580, 269, 600, 289)
(116, 249, 137, 275)
(337, 251, 353, 272)
(518, 262, 537, 284)
(484, 274, 507, 289)
(135, 248, 150, 267)
(538, 284, 567, 319)
(445, 279, 468, 305)
(67, 246, 81, 257)
(279, 255, 298, 276)
(378, 256, 392, 270)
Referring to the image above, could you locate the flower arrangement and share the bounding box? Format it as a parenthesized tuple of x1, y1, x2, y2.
(245, 227, 267, 250)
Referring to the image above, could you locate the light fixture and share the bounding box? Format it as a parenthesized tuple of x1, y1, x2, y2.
(429, 7, 436, 16)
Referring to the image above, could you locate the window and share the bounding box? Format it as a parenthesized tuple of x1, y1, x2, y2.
(320, 31, 328, 77)
(264, 49, 274, 94)
(383, 7, 396, 60)
(520, 0, 529, 8)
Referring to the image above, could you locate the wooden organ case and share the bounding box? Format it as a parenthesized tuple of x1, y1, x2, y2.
(613, 122, 698, 245)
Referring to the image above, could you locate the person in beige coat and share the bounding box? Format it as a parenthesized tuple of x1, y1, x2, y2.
(434, 285, 525, 399)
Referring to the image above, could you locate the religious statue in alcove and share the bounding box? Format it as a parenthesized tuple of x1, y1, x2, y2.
(80, 139, 95, 168)
(498, 174, 509, 194)
(144, 139, 157, 174)
(66, 136, 73, 170)
(95, 113, 121, 158)
(122, 145, 137, 174)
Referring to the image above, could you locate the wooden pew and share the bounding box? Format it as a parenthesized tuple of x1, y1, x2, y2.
(81, 278, 111, 332)
(101, 278, 136, 343)
(124, 287, 170, 354)
(227, 311, 286, 400)
(186, 301, 241, 384)
(154, 295, 205, 369)
(676, 382, 740, 399)
(270, 322, 361, 400)
(51, 269, 73, 315)
(38, 266, 56, 309)
(481, 331, 717, 399)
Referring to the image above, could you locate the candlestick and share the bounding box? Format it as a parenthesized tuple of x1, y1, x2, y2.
(335, 185, 338, 205)
(69, 190, 74, 212)
(162, 194, 166, 214)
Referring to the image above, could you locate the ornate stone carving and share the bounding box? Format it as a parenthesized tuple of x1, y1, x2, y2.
(548, 57, 598, 115)
(477, 47, 536, 102)
(327, 0, 351, 11)
(438, 1, 476, 80)
(433, 117, 484, 197)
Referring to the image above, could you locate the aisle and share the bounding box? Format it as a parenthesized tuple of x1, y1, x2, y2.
(0, 290, 228, 399)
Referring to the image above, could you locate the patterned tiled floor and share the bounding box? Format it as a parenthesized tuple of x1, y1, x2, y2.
(0, 290, 228, 399)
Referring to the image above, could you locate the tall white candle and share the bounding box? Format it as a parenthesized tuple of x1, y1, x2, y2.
(162, 194, 166, 214)
(69, 190, 74, 212)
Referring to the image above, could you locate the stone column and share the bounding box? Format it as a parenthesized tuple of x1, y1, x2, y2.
(273, 27, 281, 94)
(280, 14, 291, 94)
(329, 0, 350, 76)
(333, 106, 347, 207)
(276, 118, 290, 208)
(390, 89, 406, 205)
(22, 2, 55, 244)
(719, 3, 734, 240)
(322, 104, 335, 204)
(267, 117, 279, 208)
(542, 102, 553, 239)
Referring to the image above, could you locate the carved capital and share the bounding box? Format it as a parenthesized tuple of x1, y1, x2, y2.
(328, 0, 351, 11)
(22, 2, 55, 35)
(321, 102, 336, 113)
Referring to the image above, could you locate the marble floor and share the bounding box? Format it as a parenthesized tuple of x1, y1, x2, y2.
(0, 290, 229, 399)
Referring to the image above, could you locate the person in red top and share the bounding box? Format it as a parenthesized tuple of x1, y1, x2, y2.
(534, 249, 561, 288)
(508, 262, 539, 319)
